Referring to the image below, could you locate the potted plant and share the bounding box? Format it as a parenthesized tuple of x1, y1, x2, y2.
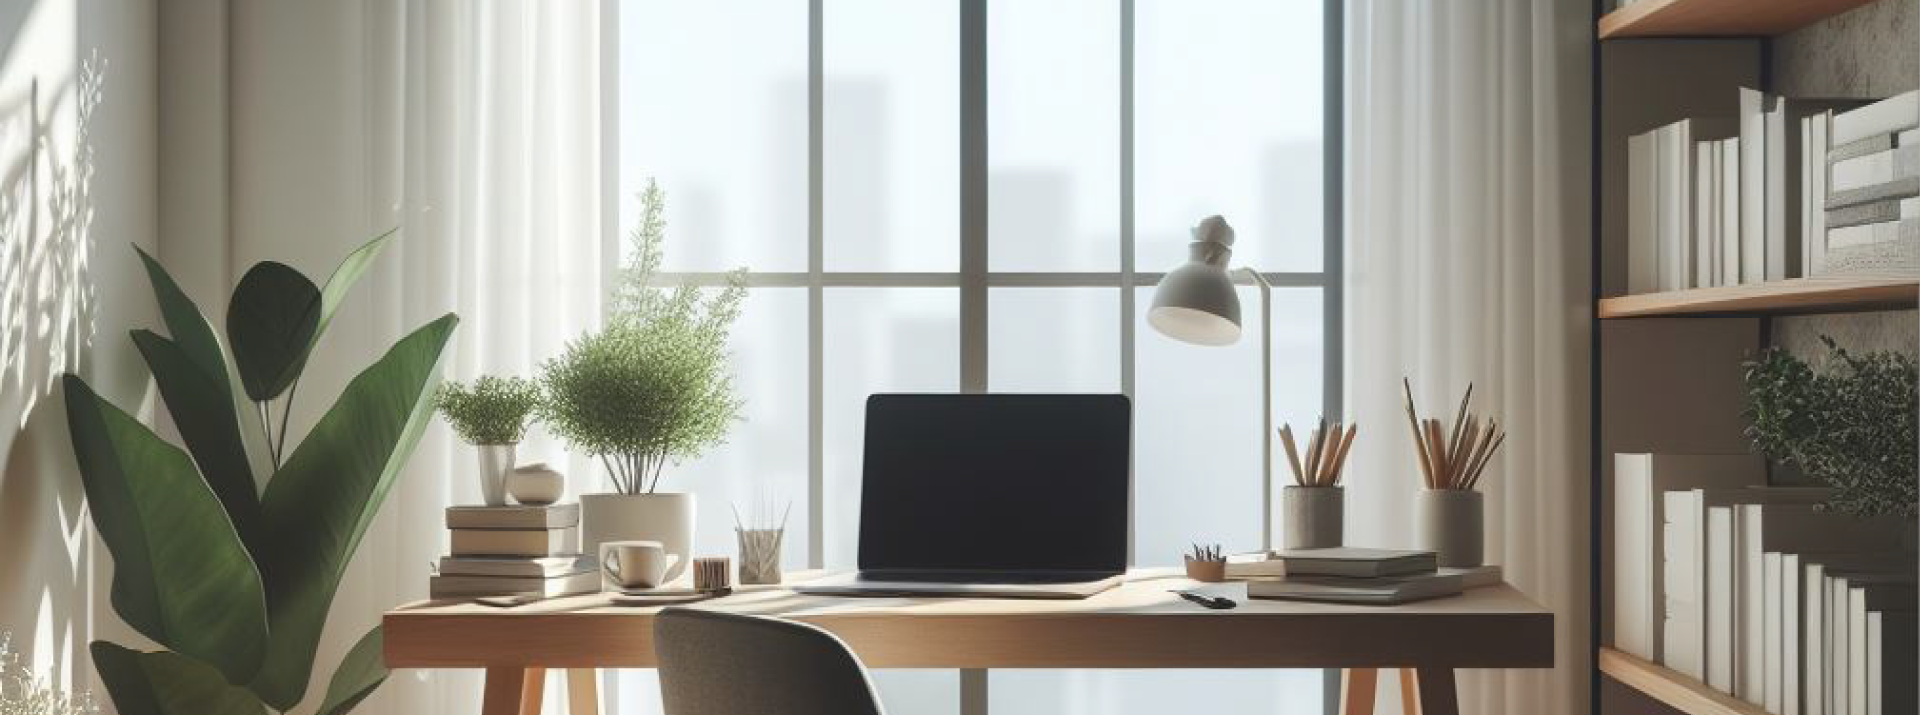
(541, 180, 745, 583)
(63, 235, 456, 715)
(436, 375, 541, 505)
(1744, 338, 1917, 518)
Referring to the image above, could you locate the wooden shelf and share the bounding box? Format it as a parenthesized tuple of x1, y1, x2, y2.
(1599, 648, 1767, 715)
(1597, 276, 1917, 318)
(1598, 0, 1881, 39)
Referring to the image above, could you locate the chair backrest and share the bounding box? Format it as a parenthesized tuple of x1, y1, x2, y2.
(654, 607, 887, 715)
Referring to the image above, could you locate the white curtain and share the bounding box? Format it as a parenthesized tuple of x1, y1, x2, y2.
(1344, 1, 1591, 713)
(341, 2, 608, 714)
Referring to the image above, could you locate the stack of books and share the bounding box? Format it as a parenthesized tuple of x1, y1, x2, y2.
(1225, 548, 1501, 605)
(1805, 90, 1919, 278)
(1627, 90, 1872, 295)
(1611, 452, 1917, 715)
(432, 503, 597, 599)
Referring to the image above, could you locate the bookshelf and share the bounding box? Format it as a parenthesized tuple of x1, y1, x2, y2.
(1598, 0, 1882, 39)
(1597, 649, 1770, 715)
(1597, 277, 1919, 318)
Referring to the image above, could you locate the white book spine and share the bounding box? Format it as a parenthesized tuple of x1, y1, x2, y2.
(1866, 611, 1884, 715)
(1830, 577, 1849, 715)
(1831, 90, 1919, 146)
(1830, 145, 1920, 193)
(1848, 587, 1866, 715)
(1765, 96, 1794, 281)
(1629, 131, 1659, 293)
(1763, 553, 1783, 713)
(1740, 89, 1767, 284)
(1660, 124, 1690, 292)
(1806, 563, 1826, 715)
(1827, 218, 1912, 250)
(1707, 505, 1736, 692)
(1783, 553, 1802, 715)
(1614, 454, 1654, 659)
(1662, 490, 1704, 678)
(1722, 138, 1744, 285)
(1696, 141, 1717, 288)
(1809, 116, 1830, 276)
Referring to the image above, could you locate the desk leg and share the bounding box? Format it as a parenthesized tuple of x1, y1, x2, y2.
(1339, 668, 1378, 715)
(566, 669, 599, 715)
(1410, 667, 1458, 715)
(481, 667, 546, 715)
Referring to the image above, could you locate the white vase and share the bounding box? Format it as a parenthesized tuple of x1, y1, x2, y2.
(507, 462, 565, 506)
(1417, 489, 1484, 567)
(582, 492, 695, 584)
(475, 444, 515, 507)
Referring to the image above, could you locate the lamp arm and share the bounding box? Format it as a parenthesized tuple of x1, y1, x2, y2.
(1234, 268, 1274, 550)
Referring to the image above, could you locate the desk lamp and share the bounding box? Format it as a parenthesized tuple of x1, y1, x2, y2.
(1147, 215, 1275, 550)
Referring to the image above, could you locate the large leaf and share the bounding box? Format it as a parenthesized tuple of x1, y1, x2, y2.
(131, 330, 260, 546)
(132, 247, 258, 518)
(226, 231, 397, 403)
(91, 641, 268, 715)
(316, 626, 389, 715)
(249, 314, 458, 709)
(62, 375, 269, 683)
(227, 261, 322, 402)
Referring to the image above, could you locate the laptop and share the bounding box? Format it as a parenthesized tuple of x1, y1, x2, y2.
(794, 393, 1130, 599)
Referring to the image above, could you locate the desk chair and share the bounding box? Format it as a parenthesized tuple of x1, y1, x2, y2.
(654, 607, 887, 715)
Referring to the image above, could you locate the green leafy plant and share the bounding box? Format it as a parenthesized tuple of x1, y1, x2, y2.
(1743, 337, 1917, 517)
(436, 375, 540, 445)
(63, 235, 457, 715)
(540, 180, 745, 494)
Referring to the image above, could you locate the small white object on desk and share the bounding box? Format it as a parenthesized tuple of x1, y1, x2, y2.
(508, 462, 565, 505)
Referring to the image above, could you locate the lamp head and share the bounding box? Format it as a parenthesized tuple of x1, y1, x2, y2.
(1147, 215, 1242, 346)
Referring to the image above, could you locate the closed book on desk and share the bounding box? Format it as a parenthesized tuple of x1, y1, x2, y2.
(451, 527, 579, 557)
(1247, 571, 1463, 605)
(1270, 548, 1436, 578)
(447, 503, 580, 529)
(429, 571, 600, 599)
(438, 555, 593, 578)
(1613, 452, 1761, 662)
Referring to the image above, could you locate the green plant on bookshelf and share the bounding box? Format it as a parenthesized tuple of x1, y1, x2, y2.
(62, 234, 457, 715)
(539, 179, 746, 495)
(436, 375, 540, 446)
(1743, 336, 1917, 517)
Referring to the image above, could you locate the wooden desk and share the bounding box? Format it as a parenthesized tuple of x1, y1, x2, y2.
(385, 571, 1553, 715)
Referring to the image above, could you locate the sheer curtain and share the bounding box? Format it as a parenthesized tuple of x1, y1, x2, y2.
(1343, 1, 1590, 713)
(343, 3, 608, 714)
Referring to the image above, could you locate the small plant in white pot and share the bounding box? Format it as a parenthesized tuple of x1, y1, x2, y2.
(541, 180, 745, 584)
(436, 375, 541, 506)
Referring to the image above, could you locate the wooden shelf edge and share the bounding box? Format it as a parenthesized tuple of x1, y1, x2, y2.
(1598, 648, 1768, 715)
(1598, 0, 1881, 39)
(1597, 277, 1918, 318)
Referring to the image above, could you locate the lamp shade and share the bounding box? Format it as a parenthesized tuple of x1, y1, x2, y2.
(1148, 216, 1242, 346)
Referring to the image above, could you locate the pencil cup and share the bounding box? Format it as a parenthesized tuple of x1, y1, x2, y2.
(736, 527, 784, 585)
(1416, 489, 1483, 567)
(1282, 486, 1343, 550)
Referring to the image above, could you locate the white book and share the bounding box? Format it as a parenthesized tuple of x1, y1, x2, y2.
(1740, 88, 1767, 284)
(1629, 130, 1659, 293)
(1806, 115, 1830, 276)
(1764, 552, 1784, 713)
(428, 570, 600, 599)
(1907, 196, 1920, 219)
(1867, 610, 1917, 715)
(1737, 505, 1915, 704)
(1830, 576, 1849, 715)
(1827, 217, 1917, 250)
(1676, 487, 1826, 690)
(1720, 138, 1744, 285)
(1867, 611, 1885, 715)
(1696, 140, 1718, 288)
(1830, 144, 1920, 192)
(1846, 577, 1917, 715)
(1614, 453, 1762, 661)
(1782, 552, 1802, 715)
(1659, 123, 1689, 291)
(449, 527, 580, 557)
(437, 555, 593, 578)
(1831, 90, 1918, 146)
(1802, 116, 1818, 279)
(1797, 555, 1908, 715)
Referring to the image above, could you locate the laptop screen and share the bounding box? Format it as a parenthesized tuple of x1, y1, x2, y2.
(858, 393, 1130, 573)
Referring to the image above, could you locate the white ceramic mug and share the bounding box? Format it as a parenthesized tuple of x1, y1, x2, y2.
(601, 540, 680, 590)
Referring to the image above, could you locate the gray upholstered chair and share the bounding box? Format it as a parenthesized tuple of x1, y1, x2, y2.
(654, 607, 887, 715)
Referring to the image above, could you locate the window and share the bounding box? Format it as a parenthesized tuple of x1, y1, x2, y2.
(616, 1, 1337, 713)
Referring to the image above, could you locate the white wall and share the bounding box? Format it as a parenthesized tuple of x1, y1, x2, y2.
(0, 0, 157, 706)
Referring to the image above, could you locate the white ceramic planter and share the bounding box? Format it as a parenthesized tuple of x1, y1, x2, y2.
(1417, 489, 1484, 567)
(507, 463, 565, 506)
(475, 444, 515, 507)
(582, 493, 695, 584)
(1282, 486, 1343, 550)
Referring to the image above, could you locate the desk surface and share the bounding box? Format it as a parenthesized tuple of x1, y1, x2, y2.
(386, 569, 1553, 670)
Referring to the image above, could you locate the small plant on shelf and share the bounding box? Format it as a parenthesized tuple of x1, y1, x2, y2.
(436, 375, 541, 446)
(1743, 337, 1917, 517)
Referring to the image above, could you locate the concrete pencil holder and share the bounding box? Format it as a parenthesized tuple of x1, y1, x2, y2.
(1281, 485, 1343, 549)
(1416, 489, 1483, 567)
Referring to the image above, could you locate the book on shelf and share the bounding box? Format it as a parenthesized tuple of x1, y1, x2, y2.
(1740, 89, 1767, 285)
(428, 570, 600, 599)
(1829, 142, 1919, 193)
(1829, 90, 1917, 147)
(1743, 91, 1860, 283)
(1805, 112, 1831, 277)
(1629, 118, 1735, 293)
(1844, 574, 1916, 715)
(446, 502, 580, 529)
(1866, 610, 1915, 715)
(1266, 547, 1437, 578)
(450, 527, 579, 557)
(1802, 553, 1913, 715)
(1825, 196, 1919, 230)
(1613, 452, 1762, 662)
(1736, 505, 1916, 705)
(1695, 140, 1719, 288)
(1246, 570, 1463, 605)
(1718, 137, 1741, 286)
(437, 555, 593, 578)
(1629, 129, 1658, 293)
(1662, 485, 1825, 683)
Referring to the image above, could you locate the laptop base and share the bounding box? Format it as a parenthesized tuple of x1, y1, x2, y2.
(792, 572, 1125, 600)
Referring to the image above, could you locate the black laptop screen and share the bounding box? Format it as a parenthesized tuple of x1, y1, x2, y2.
(857, 393, 1130, 573)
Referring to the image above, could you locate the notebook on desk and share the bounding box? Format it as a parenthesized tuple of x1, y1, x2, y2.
(794, 393, 1130, 600)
